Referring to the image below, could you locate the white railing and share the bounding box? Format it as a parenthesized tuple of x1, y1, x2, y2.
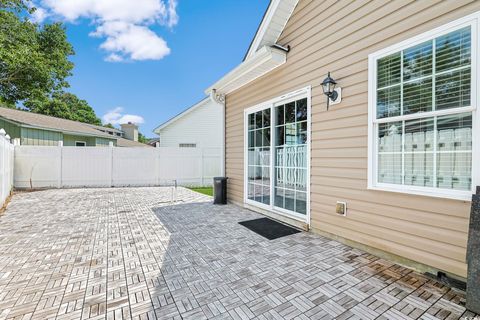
(248, 145, 307, 188)
(275, 145, 307, 188)
(14, 146, 222, 189)
(0, 129, 14, 208)
(378, 127, 472, 188)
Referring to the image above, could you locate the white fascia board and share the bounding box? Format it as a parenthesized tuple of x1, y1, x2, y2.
(246, 0, 281, 60)
(205, 46, 287, 96)
(153, 97, 210, 134)
(245, 0, 298, 60)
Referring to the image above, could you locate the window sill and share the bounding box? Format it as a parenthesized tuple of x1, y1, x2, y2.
(368, 184, 473, 201)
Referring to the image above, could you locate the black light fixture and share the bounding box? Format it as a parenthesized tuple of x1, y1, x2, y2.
(321, 72, 338, 110)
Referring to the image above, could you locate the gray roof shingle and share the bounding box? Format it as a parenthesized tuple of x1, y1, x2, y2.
(0, 107, 150, 147)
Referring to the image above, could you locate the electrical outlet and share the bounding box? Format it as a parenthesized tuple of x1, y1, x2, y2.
(336, 201, 347, 216)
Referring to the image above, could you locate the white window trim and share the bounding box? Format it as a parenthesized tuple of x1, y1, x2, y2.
(243, 86, 311, 224)
(368, 11, 480, 201)
(75, 141, 87, 147)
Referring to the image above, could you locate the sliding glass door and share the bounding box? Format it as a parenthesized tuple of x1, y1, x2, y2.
(245, 88, 310, 221)
(273, 98, 308, 215)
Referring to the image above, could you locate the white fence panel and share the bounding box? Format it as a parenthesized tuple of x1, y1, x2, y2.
(0, 129, 14, 207)
(14, 146, 221, 189)
(202, 148, 223, 183)
(62, 147, 112, 187)
(158, 147, 203, 185)
(14, 146, 60, 188)
(112, 147, 158, 186)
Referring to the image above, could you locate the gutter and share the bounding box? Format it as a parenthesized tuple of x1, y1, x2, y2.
(209, 90, 226, 177)
(2, 120, 117, 140)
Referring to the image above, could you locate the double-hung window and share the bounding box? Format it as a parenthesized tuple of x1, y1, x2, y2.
(368, 14, 479, 199)
(245, 87, 310, 221)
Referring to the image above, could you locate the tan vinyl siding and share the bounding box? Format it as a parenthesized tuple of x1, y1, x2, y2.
(225, 0, 480, 277)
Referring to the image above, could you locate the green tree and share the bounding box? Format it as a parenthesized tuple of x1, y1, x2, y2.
(26, 92, 102, 125)
(138, 132, 148, 144)
(0, 0, 104, 126)
(103, 123, 115, 129)
(0, 0, 74, 107)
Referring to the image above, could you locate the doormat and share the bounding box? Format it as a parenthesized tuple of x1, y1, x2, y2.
(238, 217, 301, 240)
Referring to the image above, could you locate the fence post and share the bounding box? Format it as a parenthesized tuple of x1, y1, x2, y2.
(0, 129, 6, 203)
(200, 147, 204, 187)
(109, 142, 114, 187)
(155, 146, 160, 186)
(58, 140, 63, 188)
(5, 135, 10, 195)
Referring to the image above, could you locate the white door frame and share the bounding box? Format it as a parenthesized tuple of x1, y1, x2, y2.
(243, 86, 311, 225)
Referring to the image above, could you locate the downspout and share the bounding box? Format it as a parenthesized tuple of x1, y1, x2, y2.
(210, 89, 226, 177)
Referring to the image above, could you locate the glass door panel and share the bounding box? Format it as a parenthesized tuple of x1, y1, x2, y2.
(247, 110, 271, 205)
(274, 98, 308, 215)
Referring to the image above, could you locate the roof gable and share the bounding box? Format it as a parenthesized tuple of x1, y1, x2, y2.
(205, 0, 299, 96)
(244, 0, 299, 60)
(153, 98, 211, 134)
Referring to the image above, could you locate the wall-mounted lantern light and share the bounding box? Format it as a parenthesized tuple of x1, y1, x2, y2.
(321, 72, 341, 110)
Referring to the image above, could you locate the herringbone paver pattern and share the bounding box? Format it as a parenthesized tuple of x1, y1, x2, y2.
(0, 187, 476, 320)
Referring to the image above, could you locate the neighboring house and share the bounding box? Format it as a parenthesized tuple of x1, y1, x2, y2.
(153, 98, 223, 149)
(146, 138, 159, 147)
(0, 107, 148, 147)
(206, 0, 480, 281)
(89, 124, 124, 137)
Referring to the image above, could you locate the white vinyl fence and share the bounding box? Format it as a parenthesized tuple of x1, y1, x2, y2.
(0, 129, 14, 207)
(14, 146, 221, 189)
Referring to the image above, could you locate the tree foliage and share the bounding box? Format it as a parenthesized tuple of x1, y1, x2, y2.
(0, 0, 74, 107)
(0, 0, 106, 127)
(138, 132, 148, 144)
(0, 0, 29, 13)
(26, 92, 102, 125)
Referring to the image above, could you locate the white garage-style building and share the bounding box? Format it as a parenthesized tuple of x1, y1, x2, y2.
(153, 97, 223, 149)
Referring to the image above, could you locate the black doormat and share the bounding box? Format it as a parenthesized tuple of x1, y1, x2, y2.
(238, 217, 301, 240)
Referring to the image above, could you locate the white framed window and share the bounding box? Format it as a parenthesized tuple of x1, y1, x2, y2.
(244, 86, 311, 222)
(75, 141, 86, 147)
(368, 12, 480, 200)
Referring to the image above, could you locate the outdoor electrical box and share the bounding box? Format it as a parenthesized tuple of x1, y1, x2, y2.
(336, 201, 347, 216)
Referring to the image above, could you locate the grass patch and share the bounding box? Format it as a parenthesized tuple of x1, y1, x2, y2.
(188, 187, 213, 197)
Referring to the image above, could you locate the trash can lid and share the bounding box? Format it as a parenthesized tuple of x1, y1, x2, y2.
(214, 177, 228, 180)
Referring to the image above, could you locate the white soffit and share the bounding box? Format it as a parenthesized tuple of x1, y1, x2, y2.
(245, 0, 299, 60)
(205, 46, 287, 96)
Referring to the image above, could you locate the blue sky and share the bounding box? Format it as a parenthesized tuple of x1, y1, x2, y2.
(38, 1, 269, 137)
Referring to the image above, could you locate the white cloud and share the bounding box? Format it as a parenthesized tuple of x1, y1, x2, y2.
(36, 0, 178, 62)
(166, 0, 179, 28)
(105, 53, 123, 63)
(103, 107, 145, 125)
(30, 7, 49, 23)
(92, 22, 170, 61)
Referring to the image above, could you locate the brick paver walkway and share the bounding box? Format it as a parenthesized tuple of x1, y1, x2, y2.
(0, 187, 477, 320)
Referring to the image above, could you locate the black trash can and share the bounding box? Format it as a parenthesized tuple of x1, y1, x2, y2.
(213, 177, 228, 204)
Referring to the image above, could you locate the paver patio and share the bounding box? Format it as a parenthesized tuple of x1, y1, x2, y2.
(0, 187, 477, 320)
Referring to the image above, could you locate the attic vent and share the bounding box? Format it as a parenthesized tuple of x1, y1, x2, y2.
(179, 143, 196, 148)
